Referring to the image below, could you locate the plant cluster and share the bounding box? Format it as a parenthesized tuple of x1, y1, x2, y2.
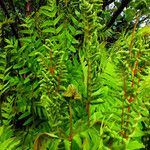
(0, 0, 149, 150)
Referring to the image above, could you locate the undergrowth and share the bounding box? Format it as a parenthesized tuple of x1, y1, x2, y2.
(0, 0, 149, 150)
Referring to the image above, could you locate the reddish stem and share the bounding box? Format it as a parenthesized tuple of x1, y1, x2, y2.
(69, 103, 73, 150)
(129, 15, 139, 57)
(125, 15, 139, 138)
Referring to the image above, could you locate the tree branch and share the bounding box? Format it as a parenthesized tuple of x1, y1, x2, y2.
(104, 0, 132, 30)
(102, 0, 115, 10)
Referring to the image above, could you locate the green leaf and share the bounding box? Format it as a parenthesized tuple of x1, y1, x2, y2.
(112, 142, 126, 150)
(4, 45, 14, 49)
(40, 6, 53, 11)
(0, 53, 6, 58)
(19, 68, 29, 75)
(70, 15, 79, 26)
(56, 24, 64, 34)
(20, 30, 33, 34)
(73, 134, 82, 149)
(44, 133, 59, 138)
(0, 66, 5, 72)
(64, 139, 70, 150)
(42, 28, 56, 34)
(0, 74, 4, 80)
(8, 140, 20, 150)
(18, 111, 31, 120)
(13, 61, 24, 69)
(65, 30, 78, 44)
(0, 138, 14, 150)
(72, 38, 79, 44)
(83, 138, 90, 150)
(75, 10, 81, 18)
(40, 9, 57, 18)
(4, 66, 12, 74)
(19, 44, 28, 53)
(90, 98, 104, 105)
(54, 14, 63, 26)
(20, 37, 32, 43)
(29, 50, 37, 57)
(125, 9, 135, 22)
(0, 126, 4, 136)
(9, 77, 19, 86)
(92, 86, 108, 97)
(2, 113, 10, 119)
(68, 24, 76, 34)
(23, 117, 32, 126)
(0, 59, 6, 65)
(70, 45, 76, 52)
(49, 139, 61, 150)
(41, 20, 53, 27)
(75, 30, 83, 36)
(127, 141, 145, 149)
(1, 83, 9, 94)
(140, 107, 149, 116)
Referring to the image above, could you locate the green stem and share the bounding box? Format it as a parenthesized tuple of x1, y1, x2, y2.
(0, 99, 3, 125)
(31, 84, 35, 128)
(87, 60, 92, 127)
(86, 101, 90, 127)
(121, 77, 126, 137)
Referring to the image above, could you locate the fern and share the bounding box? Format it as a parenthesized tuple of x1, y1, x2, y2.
(78, 0, 109, 127)
(0, 126, 20, 150)
(108, 22, 150, 149)
(1, 0, 149, 149)
(0, 48, 11, 125)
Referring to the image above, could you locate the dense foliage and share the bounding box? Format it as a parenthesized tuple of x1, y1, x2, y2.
(0, 0, 150, 150)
